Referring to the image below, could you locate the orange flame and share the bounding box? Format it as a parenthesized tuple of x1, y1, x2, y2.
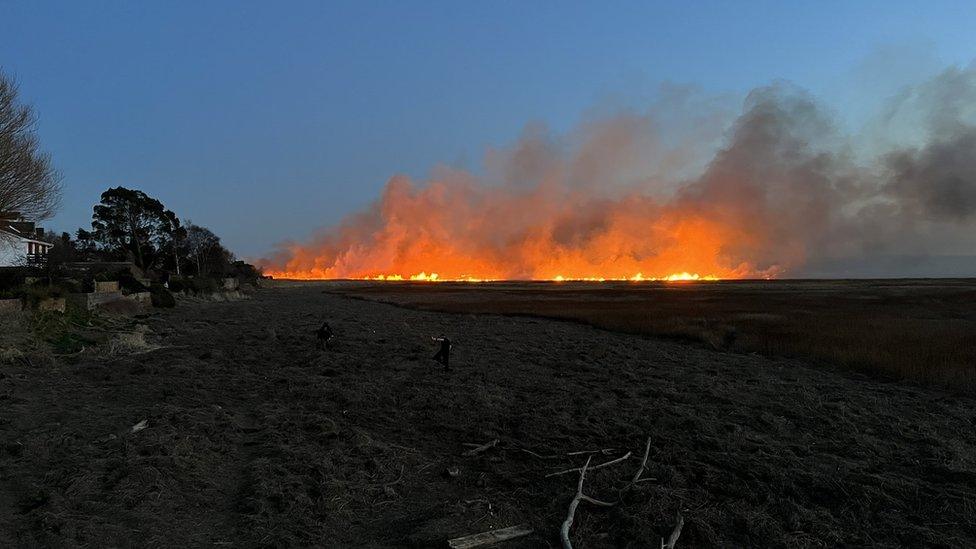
(262, 175, 779, 282)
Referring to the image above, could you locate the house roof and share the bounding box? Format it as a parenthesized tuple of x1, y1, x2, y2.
(0, 227, 53, 247)
(0, 215, 53, 247)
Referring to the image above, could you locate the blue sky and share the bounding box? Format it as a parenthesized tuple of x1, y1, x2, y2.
(2, 1, 975, 257)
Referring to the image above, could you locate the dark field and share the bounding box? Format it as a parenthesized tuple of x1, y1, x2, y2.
(1, 283, 975, 547)
(335, 278, 976, 392)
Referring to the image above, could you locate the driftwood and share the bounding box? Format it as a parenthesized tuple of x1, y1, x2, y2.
(462, 438, 499, 457)
(522, 447, 616, 460)
(628, 437, 653, 488)
(661, 513, 684, 549)
(560, 456, 590, 549)
(557, 437, 680, 549)
(447, 524, 534, 549)
(560, 456, 618, 549)
(566, 448, 615, 456)
(546, 451, 632, 478)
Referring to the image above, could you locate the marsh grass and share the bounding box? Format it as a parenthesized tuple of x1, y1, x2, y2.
(338, 279, 976, 391)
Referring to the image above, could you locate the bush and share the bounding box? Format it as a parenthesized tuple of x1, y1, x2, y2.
(227, 260, 262, 282)
(167, 278, 186, 293)
(184, 277, 219, 295)
(149, 285, 175, 308)
(118, 273, 148, 293)
(0, 269, 26, 294)
(14, 280, 79, 307)
(80, 276, 95, 293)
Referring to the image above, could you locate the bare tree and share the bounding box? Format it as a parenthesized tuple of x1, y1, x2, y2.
(0, 71, 62, 221)
(184, 223, 230, 276)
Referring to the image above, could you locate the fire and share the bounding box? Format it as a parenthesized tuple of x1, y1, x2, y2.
(258, 99, 812, 282)
(273, 270, 720, 283)
(257, 73, 976, 282)
(260, 177, 771, 282)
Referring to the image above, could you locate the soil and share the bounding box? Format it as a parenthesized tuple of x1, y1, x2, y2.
(1, 285, 974, 547)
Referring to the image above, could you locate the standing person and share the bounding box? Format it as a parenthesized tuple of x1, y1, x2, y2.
(315, 322, 334, 350)
(432, 336, 452, 370)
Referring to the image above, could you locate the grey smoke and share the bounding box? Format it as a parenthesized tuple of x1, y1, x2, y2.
(264, 62, 976, 279)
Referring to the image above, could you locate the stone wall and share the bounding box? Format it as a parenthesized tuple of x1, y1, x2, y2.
(68, 291, 123, 311)
(95, 281, 120, 293)
(37, 298, 66, 313)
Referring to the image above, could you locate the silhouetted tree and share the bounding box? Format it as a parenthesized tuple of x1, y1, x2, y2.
(74, 228, 100, 259)
(41, 231, 76, 279)
(183, 223, 231, 276)
(161, 209, 186, 274)
(90, 186, 180, 270)
(0, 71, 61, 221)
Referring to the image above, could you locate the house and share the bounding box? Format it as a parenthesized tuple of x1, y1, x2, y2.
(0, 212, 54, 267)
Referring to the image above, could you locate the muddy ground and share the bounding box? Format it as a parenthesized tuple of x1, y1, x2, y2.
(1, 285, 975, 547)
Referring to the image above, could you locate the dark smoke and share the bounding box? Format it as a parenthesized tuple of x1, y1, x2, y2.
(263, 63, 976, 279)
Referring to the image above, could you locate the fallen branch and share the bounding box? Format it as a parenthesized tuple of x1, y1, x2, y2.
(661, 513, 684, 549)
(522, 447, 616, 460)
(448, 524, 533, 549)
(462, 438, 499, 457)
(546, 451, 632, 478)
(520, 448, 559, 459)
(553, 438, 676, 548)
(566, 448, 615, 456)
(558, 456, 619, 549)
(629, 437, 652, 486)
(560, 456, 591, 549)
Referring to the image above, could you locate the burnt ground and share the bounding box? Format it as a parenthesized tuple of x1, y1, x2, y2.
(1, 285, 975, 547)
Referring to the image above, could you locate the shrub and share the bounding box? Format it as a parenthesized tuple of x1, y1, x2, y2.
(149, 285, 176, 308)
(118, 274, 148, 293)
(185, 277, 219, 295)
(227, 260, 262, 282)
(167, 278, 186, 293)
(0, 269, 26, 293)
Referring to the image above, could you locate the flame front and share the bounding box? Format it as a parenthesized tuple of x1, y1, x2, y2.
(334, 271, 718, 283)
(262, 175, 779, 282)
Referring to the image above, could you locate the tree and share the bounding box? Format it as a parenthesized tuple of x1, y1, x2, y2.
(90, 186, 181, 270)
(184, 223, 231, 276)
(162, 209, 186, 275)
(74, 228, 100, 259)
(0, 71, 61, 221)
(42, 231, 76, 280)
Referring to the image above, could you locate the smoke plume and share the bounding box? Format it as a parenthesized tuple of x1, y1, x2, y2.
(262, 64, 976, 280)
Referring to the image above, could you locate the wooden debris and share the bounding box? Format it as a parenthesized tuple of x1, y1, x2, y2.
(629, 437, 652, 486)
(553, 437, 675, 548)
(560, 456, 589, 549)
(520, 448, 559, 460)
(130, 419, 148, 433)
(566, 448, 615, 456)
(447, 524, 534, 549)
(521, 447, 614, 460)
(546, 451, 632, 478)
(661, 513, 684, 549)
(462, 438, 499, 457)
(559, 456, 617, 549)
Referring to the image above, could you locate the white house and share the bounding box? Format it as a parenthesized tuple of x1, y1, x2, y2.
(0, 214, 53, 267)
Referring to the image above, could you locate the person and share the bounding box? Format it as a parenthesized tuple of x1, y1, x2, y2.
(315, 322, 334, 349)
(432, 336, 452, 370)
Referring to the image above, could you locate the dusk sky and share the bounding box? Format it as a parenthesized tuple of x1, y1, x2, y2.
(2, 0, 975, 259)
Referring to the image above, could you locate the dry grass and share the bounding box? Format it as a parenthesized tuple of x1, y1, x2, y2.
(334, 279, 976, 391)
(107, 325, 159, 355)
(5, 286, 975, 546)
